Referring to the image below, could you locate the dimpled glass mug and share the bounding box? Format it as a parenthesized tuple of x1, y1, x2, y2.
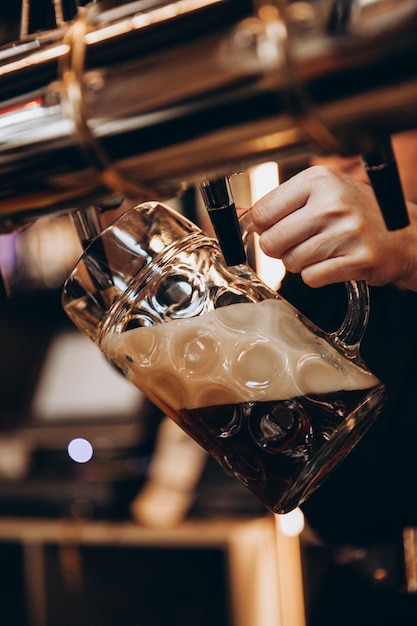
(62, 201, 385, 514)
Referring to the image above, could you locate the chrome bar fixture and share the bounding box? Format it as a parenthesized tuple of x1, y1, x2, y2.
(0, 0, 416, 233)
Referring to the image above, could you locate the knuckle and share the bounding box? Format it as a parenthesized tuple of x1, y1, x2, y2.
(281, 250, 300, 273)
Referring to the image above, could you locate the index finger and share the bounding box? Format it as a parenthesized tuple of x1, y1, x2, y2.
(251, 169, 311, 230)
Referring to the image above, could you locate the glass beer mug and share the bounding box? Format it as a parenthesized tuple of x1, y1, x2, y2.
(62, 201, 385, 514)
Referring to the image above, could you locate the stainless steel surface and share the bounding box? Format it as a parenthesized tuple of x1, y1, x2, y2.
(0, 0, 416, 230)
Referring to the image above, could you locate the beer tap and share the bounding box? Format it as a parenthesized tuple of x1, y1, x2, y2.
(199, 177, 246, 267)
(0, 0, 416, 238)
(362, 136, 410, 231)
(327, 1, 410, 232)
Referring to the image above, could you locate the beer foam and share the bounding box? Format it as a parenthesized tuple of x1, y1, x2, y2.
(106, 299, 379, 410)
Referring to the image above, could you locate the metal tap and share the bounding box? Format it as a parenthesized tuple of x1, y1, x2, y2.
(0, 0, 416, 256)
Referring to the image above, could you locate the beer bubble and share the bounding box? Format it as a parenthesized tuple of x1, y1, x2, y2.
(275, 313, 316, 348)
(233, 340, 287, 391)
(190, 384, 243, 411)
(147, 370, 185, 411)
(216, 301, 264, 331)
(295, 354, 346, 394)
(169, 328, 220, 374)
(106, 328, 158, 368)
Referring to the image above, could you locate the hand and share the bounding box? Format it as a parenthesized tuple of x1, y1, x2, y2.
(249, 165, 417, 292)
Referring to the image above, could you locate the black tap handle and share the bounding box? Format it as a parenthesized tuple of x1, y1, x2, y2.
(362, 137, 410, 231)
(199, 177, 247, 266)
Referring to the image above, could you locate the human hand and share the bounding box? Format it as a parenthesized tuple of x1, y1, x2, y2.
(249, 165, 417, 292)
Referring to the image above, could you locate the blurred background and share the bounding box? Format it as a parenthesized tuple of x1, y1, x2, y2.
(0, 78, 306, 624)
(1, 1, 416, 625)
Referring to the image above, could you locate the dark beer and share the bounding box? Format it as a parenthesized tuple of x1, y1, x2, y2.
(175, 387, 385, 513)
(106, 299, 385, 512)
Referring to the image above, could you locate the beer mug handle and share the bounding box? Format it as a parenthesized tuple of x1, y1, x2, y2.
(238, 210, 370, 351)
(333, 279, 370, 349)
